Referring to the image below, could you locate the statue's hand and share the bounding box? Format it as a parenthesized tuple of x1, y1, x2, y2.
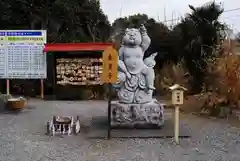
(139, 24, 147, 34)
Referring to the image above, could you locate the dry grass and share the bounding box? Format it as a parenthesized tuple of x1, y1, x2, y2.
(211, 55, 240, 107)
(155, 61, 191, 95)
(155, 55, 240, 117)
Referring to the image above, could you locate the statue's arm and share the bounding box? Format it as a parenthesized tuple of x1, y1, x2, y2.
(140, 25, 151, 53)
(141, 32, 151, 52)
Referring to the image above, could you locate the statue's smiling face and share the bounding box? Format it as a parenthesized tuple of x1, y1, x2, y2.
(122, 28, 142, 46)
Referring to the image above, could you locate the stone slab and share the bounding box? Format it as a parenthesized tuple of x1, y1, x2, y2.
(86, 116, 190, 139)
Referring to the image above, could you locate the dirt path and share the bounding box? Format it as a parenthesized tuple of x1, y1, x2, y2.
(0, 100, 239, 161)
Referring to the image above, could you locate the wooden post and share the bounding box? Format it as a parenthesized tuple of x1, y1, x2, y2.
(6, 79, 9, 95)
(169, 84, 186, 144)
(52, 53, 56, 100)
(107, 83, 112, 139)
(174, 105, 180, 144)
(40, 79, 44, 100)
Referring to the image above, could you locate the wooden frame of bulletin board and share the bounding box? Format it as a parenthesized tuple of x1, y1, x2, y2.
(43, 43, 113, 99)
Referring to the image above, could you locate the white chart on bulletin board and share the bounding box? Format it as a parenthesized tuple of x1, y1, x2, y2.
(0, 30, 47, 79)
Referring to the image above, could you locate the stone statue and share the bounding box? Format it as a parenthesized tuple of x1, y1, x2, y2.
(115, 24, 157, 104)
(111, 24, 164, 128)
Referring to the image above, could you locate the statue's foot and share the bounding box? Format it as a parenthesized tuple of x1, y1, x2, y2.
(145, 88, 153, 94)
(148, 86, 156, 90)
(144, 86, 155, 94)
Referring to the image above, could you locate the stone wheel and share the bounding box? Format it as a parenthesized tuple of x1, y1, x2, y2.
(52, 116, 57, 124)
(46, 121, 50, 135)
(73, 117, 81, 134)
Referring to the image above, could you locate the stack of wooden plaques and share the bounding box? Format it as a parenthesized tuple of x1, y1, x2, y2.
(56, 58, 103, 85)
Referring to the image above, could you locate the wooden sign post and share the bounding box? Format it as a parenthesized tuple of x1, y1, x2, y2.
(101, 47, 118, 83)
(101, 46, 118, 139)
(169, 84, 187, 144)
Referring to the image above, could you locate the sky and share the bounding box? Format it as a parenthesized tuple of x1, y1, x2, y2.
(100, 0, 240, 35)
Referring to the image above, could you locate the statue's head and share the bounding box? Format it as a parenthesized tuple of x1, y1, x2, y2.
(122, 28, 142, 46)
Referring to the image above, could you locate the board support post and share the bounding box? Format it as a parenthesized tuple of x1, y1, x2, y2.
(107, 83, 112, 139)
(6, 79, 9, 95)
(40, 79, 44, 100)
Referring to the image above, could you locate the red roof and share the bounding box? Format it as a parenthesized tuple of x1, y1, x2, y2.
(43, 43, 113, 52)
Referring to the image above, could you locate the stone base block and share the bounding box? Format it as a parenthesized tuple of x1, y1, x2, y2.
(111, 99, 164, 128)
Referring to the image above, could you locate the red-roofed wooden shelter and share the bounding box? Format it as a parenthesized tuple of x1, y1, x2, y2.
(43, 42, 113, 100)
(43, 43, 113, 52)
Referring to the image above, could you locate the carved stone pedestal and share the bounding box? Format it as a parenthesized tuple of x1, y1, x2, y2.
(111, 99, 164, 128)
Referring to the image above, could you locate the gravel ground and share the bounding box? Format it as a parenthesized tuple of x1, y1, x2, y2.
(0, 99, 240, 161)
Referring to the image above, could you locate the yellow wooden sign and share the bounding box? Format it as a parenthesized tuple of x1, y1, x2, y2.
(101, 47, 118, 83)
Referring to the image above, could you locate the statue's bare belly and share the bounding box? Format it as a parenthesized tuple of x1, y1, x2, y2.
(123, 47, 145, 74)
